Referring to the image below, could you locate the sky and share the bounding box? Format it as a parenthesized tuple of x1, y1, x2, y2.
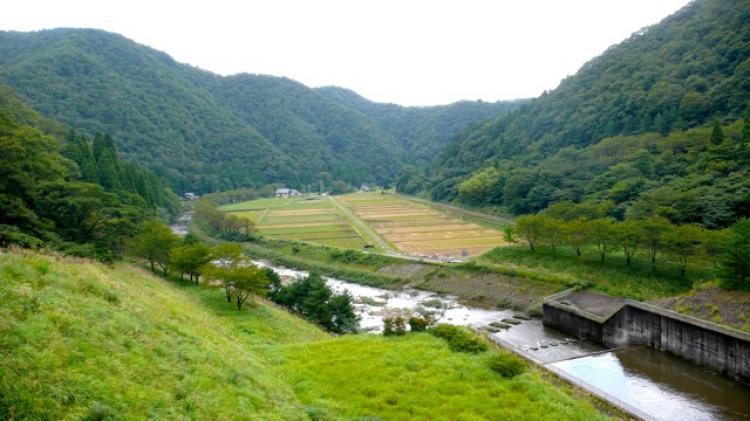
(2, 0, 691, 106)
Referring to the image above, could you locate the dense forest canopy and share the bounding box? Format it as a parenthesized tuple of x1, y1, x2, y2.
(0, 81, 179, 260)
(422, 0, 750, 228)
(0, 29, 520, 193)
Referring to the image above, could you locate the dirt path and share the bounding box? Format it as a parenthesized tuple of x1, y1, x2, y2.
(329, 196, 397, 254)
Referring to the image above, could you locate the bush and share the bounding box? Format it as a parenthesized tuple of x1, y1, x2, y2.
(429, 324, 488, 353)
(487, 352, 526, 378)
(383, 316, 406, 336)
(408, 317, 429, 332)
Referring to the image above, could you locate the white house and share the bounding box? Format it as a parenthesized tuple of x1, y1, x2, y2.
(275, 188, 301, 198)
(183, 192, 199, 201)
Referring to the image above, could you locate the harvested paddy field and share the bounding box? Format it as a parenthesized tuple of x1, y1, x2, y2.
(220, 196, 368, 249)
(337, 193, 506, 259)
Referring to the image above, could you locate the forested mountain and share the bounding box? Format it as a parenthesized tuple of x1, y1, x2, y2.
(0, 80, 179, 259)
(0, 29, 516, 193)
(426, 0, 750, 227)
(317, 86, 525, 166)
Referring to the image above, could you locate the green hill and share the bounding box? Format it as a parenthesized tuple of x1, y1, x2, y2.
(0, 250, 607, 419)
(0, 29, 517, 193)
(426, 0, 750, 223)
(317, 86, 525, 166)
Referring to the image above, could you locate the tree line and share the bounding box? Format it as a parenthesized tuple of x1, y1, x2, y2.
(128, 219, 358, 332)
(508, 200, 750, 288)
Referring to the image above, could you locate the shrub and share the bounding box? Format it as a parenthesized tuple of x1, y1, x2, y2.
(487, 352, 526, 378)
(429, 324, 488, 353)
(383, 316, 406, 336)
(408, 317, 429, 332)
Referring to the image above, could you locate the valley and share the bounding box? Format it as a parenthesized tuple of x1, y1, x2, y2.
(2, 0, 750, 419)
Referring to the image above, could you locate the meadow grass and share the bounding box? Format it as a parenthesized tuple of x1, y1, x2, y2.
(0, 250, 325, 420)
(276, 334, 608, 420)
(0, 249, 611, 419)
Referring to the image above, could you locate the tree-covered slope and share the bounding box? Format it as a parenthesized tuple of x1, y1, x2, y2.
(318, 86, 525, 165)
(429, 0, 750, 204)
(0, 29, 518, 193)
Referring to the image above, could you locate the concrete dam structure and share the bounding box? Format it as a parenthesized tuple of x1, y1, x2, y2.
(543, 290, 750, 384)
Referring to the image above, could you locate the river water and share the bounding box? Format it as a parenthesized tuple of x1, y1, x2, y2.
(257, 261, 750, 420)
(171, 215, 750, 419)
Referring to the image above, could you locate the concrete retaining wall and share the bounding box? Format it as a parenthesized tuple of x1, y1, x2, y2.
(544, 290, 750, 384)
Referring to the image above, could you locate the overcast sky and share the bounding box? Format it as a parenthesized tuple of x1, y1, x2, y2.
(2, 0, 690, 106)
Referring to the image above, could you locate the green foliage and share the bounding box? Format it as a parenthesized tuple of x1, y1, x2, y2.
(486, 352, 527, 378)
(128, 219, 179, 274)
(269, 272, 358, 333)
(407, 316, 429, 332)
(193, 198, 254, 241)
(432, 0, 750, 227)
(429, 324, 488, 353)
(171, 242, 213, 282)
(0, 30, 520, 192)
(383, 316, 406, 336)
(502, 225, 517, 246)
(720, 219, 750, 289)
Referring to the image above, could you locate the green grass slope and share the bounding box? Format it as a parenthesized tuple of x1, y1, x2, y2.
(0, 250, 326, 419)
(0, 250, 608, 420)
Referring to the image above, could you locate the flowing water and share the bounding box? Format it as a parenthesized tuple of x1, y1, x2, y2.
(257, 261, 750, 420)
(171, 214, 750, 420)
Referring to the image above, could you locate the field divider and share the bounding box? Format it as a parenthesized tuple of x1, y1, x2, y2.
(328, 196, 398, 254)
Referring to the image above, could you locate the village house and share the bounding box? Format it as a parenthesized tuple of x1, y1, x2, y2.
(275, 188, 301, 198)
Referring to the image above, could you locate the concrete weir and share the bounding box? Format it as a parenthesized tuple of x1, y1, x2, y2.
(543, 289, 750, 384)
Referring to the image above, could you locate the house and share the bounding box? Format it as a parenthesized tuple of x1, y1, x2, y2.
(360, 184, 371, 192)
(275, 188, 301, 198)
(183, 192, 199, 201)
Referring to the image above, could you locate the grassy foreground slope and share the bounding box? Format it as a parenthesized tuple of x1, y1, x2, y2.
(0, 250, 325, 419)
(0, 250, 608, 420)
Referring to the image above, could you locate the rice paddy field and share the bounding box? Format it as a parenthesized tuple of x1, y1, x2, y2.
(219, 196, 368, 249)
(337, 193, 506, 259)
(220, 193, 506, 258)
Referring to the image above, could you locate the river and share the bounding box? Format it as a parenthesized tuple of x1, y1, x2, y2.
(172, 214, 750, 420)
(258, 261, 750, 420)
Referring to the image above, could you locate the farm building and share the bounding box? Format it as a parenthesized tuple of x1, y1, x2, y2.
(360, 184, 371, 192)
(183, 192, 199, 200)
(275, 188, 301, 198)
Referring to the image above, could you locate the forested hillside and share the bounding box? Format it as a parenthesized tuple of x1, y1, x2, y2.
(0, 29, 516, 193)
(426, 0, 750, 226)
(0, 81, 178, 260)
(317, 86, 525, 166)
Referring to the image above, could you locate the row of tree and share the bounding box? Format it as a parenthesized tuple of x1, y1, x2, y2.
(193, 198, 254, 241)
(509, 207, 750, 288)
(128, 219, 359, 330)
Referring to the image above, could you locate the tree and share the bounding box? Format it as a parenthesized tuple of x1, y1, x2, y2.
(719, 219, 750, 290)
(230, 265, 270, 311)
(129, 219, 179, 274)
(171, 242, 213, 283)
(664, 224, 704, 276)
(539, 216, 563, 254)
(587, 218, 614, 261)
(743, 103, 750, 147)
(710, 118, 725, 145)
(614, 220, 642, 266)
(562, 218, 588, 257)
(640, 216, 671, 271)
(515, 215, 545, 251)
(502, 225, 517, 247)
